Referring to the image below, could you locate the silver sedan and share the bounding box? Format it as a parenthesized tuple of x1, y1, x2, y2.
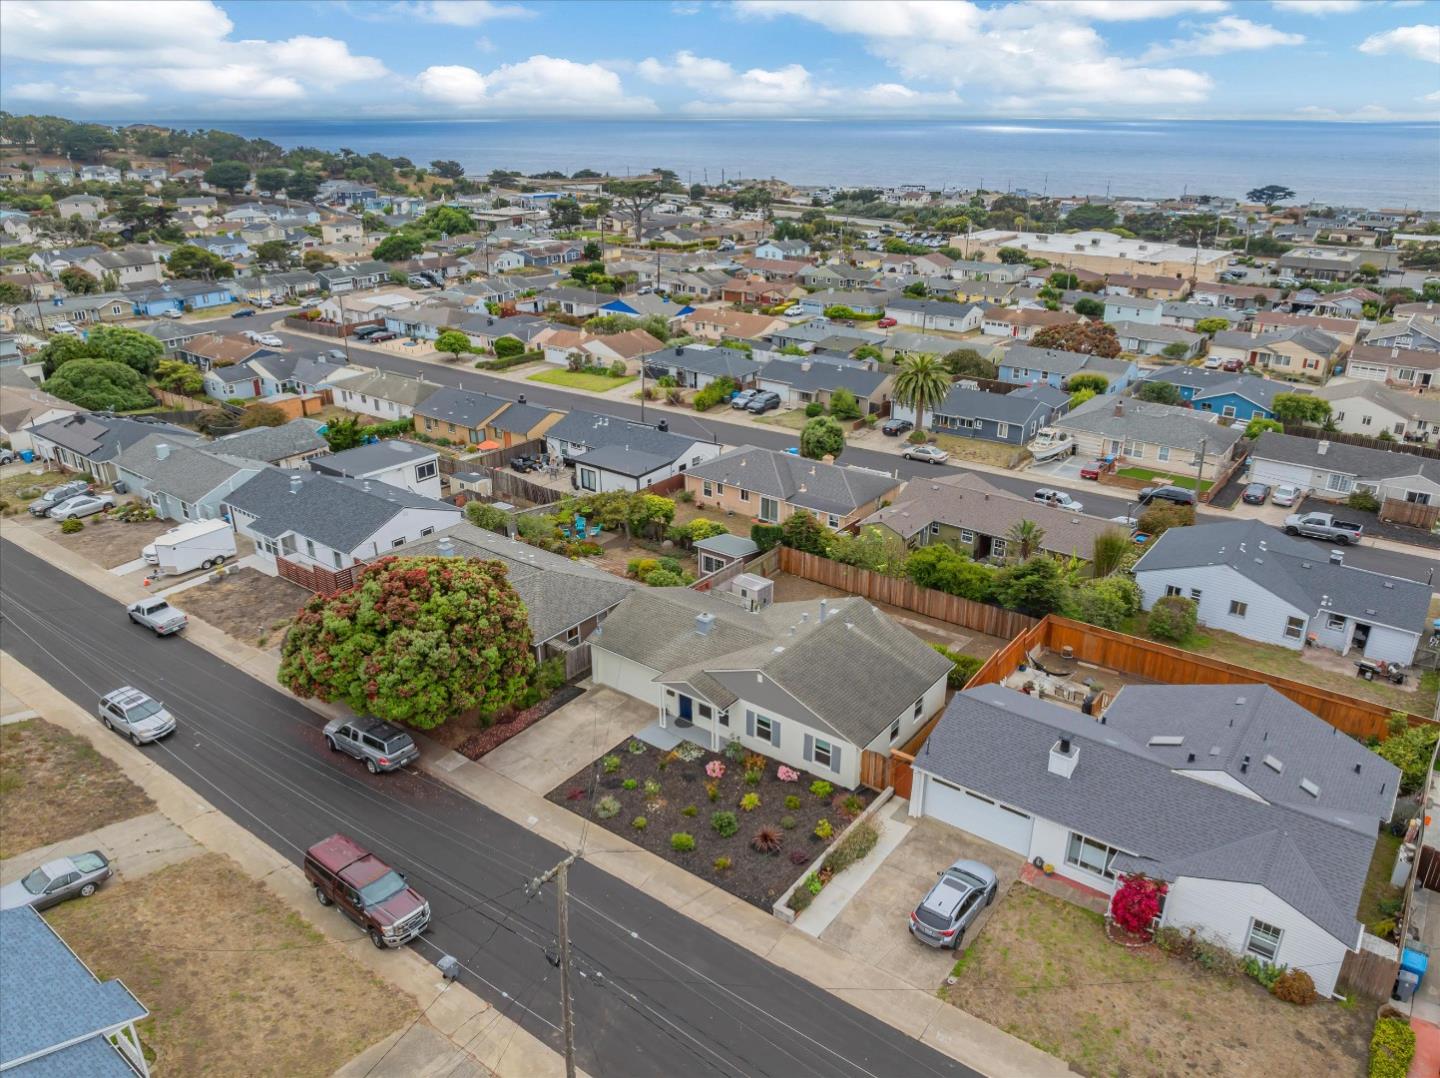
(48, 493, 115, 520)
(0, 851, 112, 911)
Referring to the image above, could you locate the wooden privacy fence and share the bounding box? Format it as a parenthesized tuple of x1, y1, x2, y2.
(486, 469, 564, 505)
(1337, 942, 1400, 1000)
(777, 546, 1039, 640)
(276, 556, 363, 596)
(438, 438, 545, 474)
(1282, 424, 1440, 461)
(1380, 497, 1440, 531)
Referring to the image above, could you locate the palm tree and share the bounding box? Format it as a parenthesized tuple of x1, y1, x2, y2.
(1007, 519, 1046, 561)
(893, 353, 950, 435)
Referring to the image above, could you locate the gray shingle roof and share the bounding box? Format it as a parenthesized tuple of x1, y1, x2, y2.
(931, 385, 1049, 426)
(212, 418, 327, 464)
(571, 444, 673, 478)
(687, 446, 900, 516)
(490, 401, 561, 436)
(1058, 396, 1243, 454)
(394, 523, 633, 642)
(29, 413, 200, 463)
(694, 533, 759, 558)
(1250, 430, 1440, 484)
(414, 386, 511, 428)
(224, 468, 458, 552)
(758, 357, 888, 397)
(0, 907, 147, 1069)
(1138, 368, 1300, 412)
(334, 369, 440, 408)
(308, 438, 435, 477)
(1134, 519, 1430, 632)
(115, 435, 256, 502)
(648, 346, 756, 380)
(999, 345, 1133, 380)
(547, 410, 705, 464)
(914, 684, 1388, 944)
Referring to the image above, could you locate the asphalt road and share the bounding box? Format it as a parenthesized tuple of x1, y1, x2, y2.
(0, 539, 976, 1078)
(207, 310, 1438, 586)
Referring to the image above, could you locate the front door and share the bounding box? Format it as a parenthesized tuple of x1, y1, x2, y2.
(678, 696, 693, 722)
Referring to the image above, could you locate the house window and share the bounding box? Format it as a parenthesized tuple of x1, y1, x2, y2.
(415, 460, 438, 481)
(995, 422, 1010, 439)
(1361, 415, 1373, 427)
(890, 717, 901, 741)
(812, 738, 833, 769)
(332, 551, 343, 568)
(929, 523, 940, 536)
(1325, 473, 1354, 493)
(579, 468, 597, 492)
(391, 537, 405, 548)
(1245, 919, 1283, 962)
(703, 481, 713, 498)
(1229, 600, 1248, 618)
(959, 529, 975, 544)
(420, 527, 434, 537)
(698, 703, 712, 720)
(1065, 832, 1118, 880)
(1189, 588, 1202, 602)
(1125, 440, 1141, 458)
(1284, 616, 1305, 640)
(1221, 405, 1236, 419)
(1406, 491, 1432, 505)
(1164, 585, 1182, 597)
(739, 489, 749, 502)
(827, 514, 840, 529)
(754, 714, 773, 742)
(1157, 446, 1171, 463)
(305, 539, 316, 558)
(1327, 614, 1347, 631)
(564, 625, 581, 644)
(716, 483, 725, 495)
(759, 496, 778, 522)
(991, 537, 1008, 557)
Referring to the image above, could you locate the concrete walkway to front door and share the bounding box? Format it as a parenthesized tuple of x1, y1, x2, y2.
(475, 683, 656, 795)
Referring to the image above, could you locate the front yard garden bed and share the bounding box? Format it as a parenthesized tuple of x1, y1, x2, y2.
(1115, 466, 1213, 493)
(174, 567, 307, 648)
(946, 883, 1370, 1076)
(547, 736, 872, 909)
(428, 683, 585, 760)
(51, 513, 175, 568)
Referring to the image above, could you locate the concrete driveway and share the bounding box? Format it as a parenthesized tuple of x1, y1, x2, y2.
(818, 815, 1025, 990)
(1027, 454, 1086, 483)
(477, 683, 655, 794)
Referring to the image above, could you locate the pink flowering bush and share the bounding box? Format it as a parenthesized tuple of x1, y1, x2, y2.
(776, 765, 800, 783)
(705, 760, 726, 780)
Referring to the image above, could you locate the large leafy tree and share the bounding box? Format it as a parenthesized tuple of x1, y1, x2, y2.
(779, 511, 829, 555)
(1031, 321, 1122, 358)
(278, 556, 537, 729)
(605, 179, 663, 242)
(43, 358, 153, 411)
(203, 160, 251, 194)
(167, 245, 235, 279)
(58, 266, 100, 294)
(993, 556, 1068, 616)
(1271, 392, 1331, 426)
(1135, 380, 1182, 406)
(893, 353, 950, 433)
(435, 330, 471, 362)
(1246, 184, 1295, 206)
(799, 415, 846, 460)
(84, 325, 164, 376)
(941, 348, 996, 379)
(372, 232, 425, 262)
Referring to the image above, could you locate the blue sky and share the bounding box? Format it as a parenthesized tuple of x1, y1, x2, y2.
(2, 0, 1437, 121)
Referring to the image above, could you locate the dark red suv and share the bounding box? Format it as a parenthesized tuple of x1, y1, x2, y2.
(304, 834, 430, 949)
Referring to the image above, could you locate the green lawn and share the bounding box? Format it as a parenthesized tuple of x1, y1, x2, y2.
(1358, 832, 1404, 934)
(1116, 467, 1213, 493)
(527, 369, 636, 392)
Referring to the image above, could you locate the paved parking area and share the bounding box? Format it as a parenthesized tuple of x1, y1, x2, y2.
(1027, 455, 1085, 482)
(818, 815, 1024, 990)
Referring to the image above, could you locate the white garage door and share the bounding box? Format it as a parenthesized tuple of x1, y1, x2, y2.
(1249, 458, 1313, 489)
(924, 777, 1034, 855)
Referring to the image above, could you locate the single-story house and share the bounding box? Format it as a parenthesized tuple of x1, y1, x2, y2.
(127, 280, 236, 317)
(1103, 296, 1162, 325)
(1137, 367, 1297, 423)
(788, 289, 889, 319)
(910, 681, 1399, 998)
(0, 368, 82, 454)
(1159, 301, 1244, 331)
(224, 468, 462, 571)
(1, 906, 150, 1076)
(546, 410, 724, 492)
(332, 369, 441, 421)
(1102, 273, 1190, 301)
(203, 362, 262, 400)
(79, 248, 167, 288)
(1191, 281, 1283, 310)
(29, 413, 202, 485)
(755, 238, 812, 260)
(1246, 431, 1440, 505)
(685, 445, 903, 531)
(862, 472, 1116, 563)
(767, 319, 885, 353)
(981, 307, 1082, 340)
(1254, 311, 1362, 349)
(174, 333, 270, 372)
(315, 261, 389, 293)
(598, 293, 695, 324)
(114, 435, 261, 522)
(309, 439, 442, 498)
(581, 329, 666, 372)
(382, 302, 472, 341)
(1228, 327, 1344, 383)
(461, 314, 550, 352)
(1364, 315, 1440, 355)
(1312, 381, 1440, 442)
(138, 319, 207, 355)
(883, 298, 985, 334)
(756, 356, 893, 415)
(890, 384, 1055, 445)
(1054, 396, 1243, 481)
(413, 387, 562, 449)
(247, 352, 358, 397)
(1108, 320, 1204, 359)
(1343, 345, 1440, 391)
(644, 345, 759, 391)
(997, 345, 1139, 393)
(1134, 519, 1429, 665)
(395, 523, 634, 668)
(591, 588, 952, 791)
(682, 308, 786, 342)
(211, 418, 329, 469)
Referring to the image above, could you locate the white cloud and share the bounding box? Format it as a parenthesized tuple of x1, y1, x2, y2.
(1421, 89, 1440, 101)
(1272, 1, 1362, 13)
(416, 55, 656, 113)
(0, 0, 389, 107)
(387, 1, 532, 25)
(737, 0, 1214, 108)
(1028, 1, 1229, 20)
(637, 50, 962, 114)
(8, 81, 148, 108)
(1144, 16, 1305, 60)
(1359, 24, 1440, 62)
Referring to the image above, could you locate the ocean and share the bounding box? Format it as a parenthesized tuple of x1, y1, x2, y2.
(174, 118, 1440, 209)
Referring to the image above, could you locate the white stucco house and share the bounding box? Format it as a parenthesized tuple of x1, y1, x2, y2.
(911, 682, 1401, 998)
(1132, 520, 1428, 666)
(308, 439, 442, 499)
(590, 589, 952, 791)
(1247, 431, 1440, 507)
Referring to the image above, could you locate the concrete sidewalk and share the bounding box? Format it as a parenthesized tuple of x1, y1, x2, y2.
(0, 811, 200, 888)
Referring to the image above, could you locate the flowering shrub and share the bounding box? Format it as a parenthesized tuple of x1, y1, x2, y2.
(705, 760, 726, 780)
(740, 792, 761, 812)
(1110, 873, 1168, 938)
(777, 766, 800, 783)
(814, 818, 833, 840)
(810, 780, 833, 799)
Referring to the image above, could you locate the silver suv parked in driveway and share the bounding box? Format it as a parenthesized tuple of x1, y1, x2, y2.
(909, 859, 998, 950)
(28, 480, 90, 516)
(98, 687, 177, 745)
(323, 716, 419, 773)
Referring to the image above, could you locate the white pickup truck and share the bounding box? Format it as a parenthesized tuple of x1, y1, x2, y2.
(1283, 512, 1363, 545)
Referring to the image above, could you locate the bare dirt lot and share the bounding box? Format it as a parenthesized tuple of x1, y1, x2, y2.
(52, 515, 173, 568)
(46, 853, 418, 1077)
(946, 884, 1371, 1077)
(176, 568, 309, 648)
(0, 718, 155, 859)
(0, 469, 67, 515)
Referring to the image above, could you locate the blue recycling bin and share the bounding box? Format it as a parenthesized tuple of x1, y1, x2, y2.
(19, 450, 34, 463)
(1402, 947, 1428, 989)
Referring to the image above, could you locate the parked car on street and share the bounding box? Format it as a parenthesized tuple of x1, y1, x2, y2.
(160, 309, 184, 319)
(902, 444, 949, 465)
(877, 317, 897, 328)
(1137, 485, 1196, 508)
(909, 859, 997, 950)
(230, 308, 255, 318)
(745, 391, 781, 414)
(304, 834, 430, 949)
(255, 333, 283, 347)
(1270, 484, 1301, 507)
(326, 348, 348, 361)
(97, 686, 176, 745)
(127, 597, 188, 636)
(323, 716, 420, 774)
(1283, 512, 1363, 544)
(0, 852, 112, 911)
(1032, 488, 1083, 512)
(28, 480, 91, 517)
(881, 418, 913, 437)
(1241, 482, 1272, 506)
(47, 493, 115, 520)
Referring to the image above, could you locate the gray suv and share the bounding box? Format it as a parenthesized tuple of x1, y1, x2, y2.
(28, 479, 90, 516)
(323, 716, 419, 774)
(909, 859, 998, 949)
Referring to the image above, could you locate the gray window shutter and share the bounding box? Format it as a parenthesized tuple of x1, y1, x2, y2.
(803, 733, 813, 762)
(830, 744, 842, 773)
(746, 711, 755, 738)
(770, 720, 781, 748)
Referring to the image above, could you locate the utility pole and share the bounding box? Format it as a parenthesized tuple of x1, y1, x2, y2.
(1194, 436, 1206, 496)
(526, 854, 578, 1078)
